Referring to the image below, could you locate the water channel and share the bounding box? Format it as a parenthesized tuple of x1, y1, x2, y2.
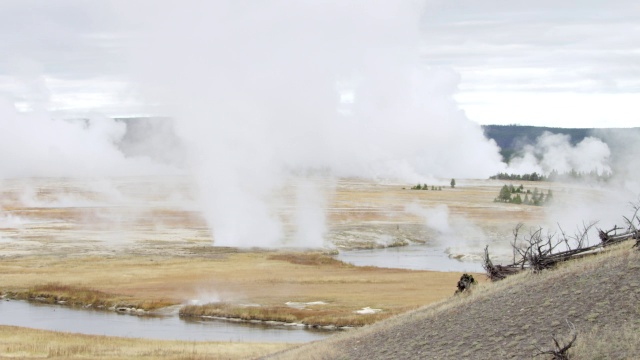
(0, 300, 332, 343)
(0, 245, 482, 342)
(336, 244, 485, 273)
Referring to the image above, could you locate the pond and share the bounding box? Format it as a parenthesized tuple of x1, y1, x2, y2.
(336, 244, 485, 273)
(0, 300, 333, 343)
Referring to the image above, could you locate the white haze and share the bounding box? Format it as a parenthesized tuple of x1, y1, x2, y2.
(506, 129, 640, 250)
(507, 132, 611, 175)
(405, 202, 487, 258)
(2, 1, 638, 250)
(120, 1, 506, 247)
(0, 99, 176, 179)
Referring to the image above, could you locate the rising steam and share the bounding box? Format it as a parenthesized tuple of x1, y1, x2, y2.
(507, 132, 611, 175)
(121, 1, 506, 247)
(5, 1, 637, 250)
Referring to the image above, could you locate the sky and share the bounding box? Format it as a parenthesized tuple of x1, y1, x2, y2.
(0, 0, 639, 128)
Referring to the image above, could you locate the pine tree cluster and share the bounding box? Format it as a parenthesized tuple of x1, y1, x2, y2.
(494, 184, 552, 206)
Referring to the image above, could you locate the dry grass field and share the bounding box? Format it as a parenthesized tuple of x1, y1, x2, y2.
(0, 176, 618, 359)
(0, 325, 290, 359)
(0, 251, 468, 326)
(265, 242, 640, 360)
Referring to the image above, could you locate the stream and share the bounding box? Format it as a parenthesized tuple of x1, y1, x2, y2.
(336, 244, 485, 273)
(0, 300, 332, 342)
(0, 245, 482, 342)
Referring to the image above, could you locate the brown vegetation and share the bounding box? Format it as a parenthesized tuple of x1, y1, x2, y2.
(6, 283, 174, 311)
(180, 302, 401, 328)
(267, 252, 347, 267)
(265, 242, 640, 359)
(0, 325, 290, 360)
(0, 252, 468, 327)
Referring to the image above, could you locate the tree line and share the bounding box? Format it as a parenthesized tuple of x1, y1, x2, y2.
(490, 169, 612, 183)
(409, 179, 456, 191)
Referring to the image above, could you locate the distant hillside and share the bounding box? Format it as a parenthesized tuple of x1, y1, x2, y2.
(482, 125, 640, 162)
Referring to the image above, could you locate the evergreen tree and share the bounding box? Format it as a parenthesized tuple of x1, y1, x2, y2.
(450, 178, 456, 188)
(498, 185, 512, 202)
(532, 188, 541, 205)
(513, 194, 522, 204)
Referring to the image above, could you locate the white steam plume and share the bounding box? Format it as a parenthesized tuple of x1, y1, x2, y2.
(405, 202, 488, 257)
(505, 129, 640, 248)
(120, 1, 506, 247)
(0, 99, 173, 178)
(507, 132, 611, 175)
(0, 54, 178, 179)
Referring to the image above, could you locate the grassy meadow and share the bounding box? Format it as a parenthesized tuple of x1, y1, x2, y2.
(0, 176, 621, 358)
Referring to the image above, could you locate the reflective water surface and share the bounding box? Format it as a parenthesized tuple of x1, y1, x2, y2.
(337, 244, 485, 273)
(0, 300, 333, 343)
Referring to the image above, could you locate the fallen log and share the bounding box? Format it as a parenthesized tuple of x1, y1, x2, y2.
(599, 227, 636, 247)
(485, 225, 638, 280)
(482, 246, 521, 281)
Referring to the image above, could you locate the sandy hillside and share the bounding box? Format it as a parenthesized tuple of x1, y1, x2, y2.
(265, 243, 640, 359)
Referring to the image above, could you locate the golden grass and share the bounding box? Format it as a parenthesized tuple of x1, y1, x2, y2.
(0, 251, 473, 326)
(2, 176, 614, 357)
(267, 252, 350, 267)
(8, 283, 175, 311)
(180, 302, 408, 327)
(265, 241, 640, 359)
(0, 325, 291, 360)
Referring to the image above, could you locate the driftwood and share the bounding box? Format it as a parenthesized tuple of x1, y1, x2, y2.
(484, 202, 640, 281)
(483, 246, 521, 281)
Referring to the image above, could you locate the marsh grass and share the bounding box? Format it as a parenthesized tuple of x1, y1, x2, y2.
(267, 252, 351, 267)
(11, 283, 175, 311)
(0, 252, 463, 328)
(180, 302, 409, 327)
(0, 325, 290, 360)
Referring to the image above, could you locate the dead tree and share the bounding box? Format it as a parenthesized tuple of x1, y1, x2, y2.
(483, 245, 520, 281)
(623, 202, 640, 249)
(535, 321, 577, 360)
(484, 201, 640, 281)
(598, 202, 640, 248)
(510, 222, 596, 272)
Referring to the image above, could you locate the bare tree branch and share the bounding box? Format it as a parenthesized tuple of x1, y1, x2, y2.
(534, 320, 577, 360)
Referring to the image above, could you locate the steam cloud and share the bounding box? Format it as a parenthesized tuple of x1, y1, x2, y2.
(5, 1, 637, 250)
(0, 101, 174, 178)
(506, 129, 640, 249)
(121, 1, 506, 247)
(507, 132, 611, 175)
